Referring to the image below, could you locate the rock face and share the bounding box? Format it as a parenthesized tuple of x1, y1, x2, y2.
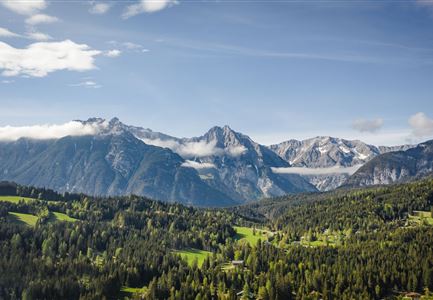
(0, 120, 235, 206)
(269, 137, 413, 191)
(345, 140, 433, 187)
(135, 124, 317, 202)
(0, 118, 316, 206)
(0, 117, 420, 203)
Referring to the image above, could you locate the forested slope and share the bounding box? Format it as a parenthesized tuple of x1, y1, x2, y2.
(1, 180, 433, 299)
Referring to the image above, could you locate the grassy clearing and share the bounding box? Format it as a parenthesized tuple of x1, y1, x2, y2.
(8, 212, 38, 227)
(120, 286, 147, 298)
(300, 239, 334, 247)
(221, 263, 236, 272)
(234, 226, 271, 245)
(0, 195, 58, 205)
(408, 211, 433, 226)
(285, 230, 343, 248)
(6, 211, 77, 227)
(50, 212, 78, 222)
(0, 196, 37, 204)
(172, 248, 212, 267)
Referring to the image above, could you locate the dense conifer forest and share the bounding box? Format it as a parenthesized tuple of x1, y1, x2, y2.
(1, 179, 433, 299)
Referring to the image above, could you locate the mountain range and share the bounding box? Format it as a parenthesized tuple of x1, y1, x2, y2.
(0, 117, 427, 206)
(345, 139, 433, 187)
(269, 137, 413, 190)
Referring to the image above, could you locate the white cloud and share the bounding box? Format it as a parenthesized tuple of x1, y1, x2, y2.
(178, 140, 224, 157)
(271, 165, 363, 176)
(1, 0, 47, 15)
(123, 42, 143, 49)
(25, 14, 59, 25)
(416, 0, 433, 8)
(122, 0, 178, 18)
(89, 2, 111, 14)
(141, 138, 224, 158)
(69, 80, 102, 89)
(104, 49, 121, 57)
(226, 145, 247, 157)
(408, 112, 433, 137)
(0, 40, 101, 77)
(181, 160, 216, 169)
(140, 136, 248, 158)
(106, 41, 150, 53)
(0, 27, 21, 38)
(0, 121, 104, 141)
(26, 31, 52, 41)
(352, 118, 383, 133)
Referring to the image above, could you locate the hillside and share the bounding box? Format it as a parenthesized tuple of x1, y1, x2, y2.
(1, 180, 433, 299)
(0, 118, 319, 206)
(0, 127, 236, 207)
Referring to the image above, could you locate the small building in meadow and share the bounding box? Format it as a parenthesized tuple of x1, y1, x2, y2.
(231, 260, 244, 267)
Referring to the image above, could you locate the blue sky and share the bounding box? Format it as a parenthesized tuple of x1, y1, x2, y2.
(1, 0, 433, 146)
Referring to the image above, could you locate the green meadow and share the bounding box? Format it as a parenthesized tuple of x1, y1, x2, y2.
(8, 212, 38, 227)
(50, 211, 78, 222)
(0, 196, 37, 204)
(234, 226, 270, 245)
(172, 248, 212, 267)
(408, 210, 433, 226)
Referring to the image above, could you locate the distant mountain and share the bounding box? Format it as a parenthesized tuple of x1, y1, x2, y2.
(0, 117, 418, 204)
(0, 119, 235, 207)
(0, 118, 318, 206)
(134, 124, 317, 202)
(270, 136, 380, 167)
(345, 140, 433, 187)
(269, 137, 412, 191)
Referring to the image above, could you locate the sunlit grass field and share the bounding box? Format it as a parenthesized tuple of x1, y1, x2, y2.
(234, 226, 270, 245)
(8, 212, 38, 226)
(172, 248, 212, 267)
(50, 211, 78, 222)
(0, 196, 37, 204)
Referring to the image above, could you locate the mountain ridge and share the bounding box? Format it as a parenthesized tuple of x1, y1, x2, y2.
(0, 117, 420, 204)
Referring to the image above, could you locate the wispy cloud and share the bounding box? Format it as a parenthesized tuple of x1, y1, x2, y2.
(0, 27, 21, 38)
(0, 121, 104, 141)
(0, 0, 47, 15)
(104, 49, 121, 57)
(416, 0, 433, 9)
(123, 42, 143, 49)
(0, 40, 101, 77)
(352, 118, 384, 133)
(181, 160, 216, 169)
(69, 80, 102, 89)
(26, 31, 52, 41)
(157, 37, 383, 64)
(408, 112, 433, 137)
(141, 138, 224, 158)
(140, 137, 247, 158)
(272, 165, 363, 176)
(25, 14, 59, 25)
(106, 41, 149, 53)
(122, 0, 178, 18)
(89, 2, 112, 14)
